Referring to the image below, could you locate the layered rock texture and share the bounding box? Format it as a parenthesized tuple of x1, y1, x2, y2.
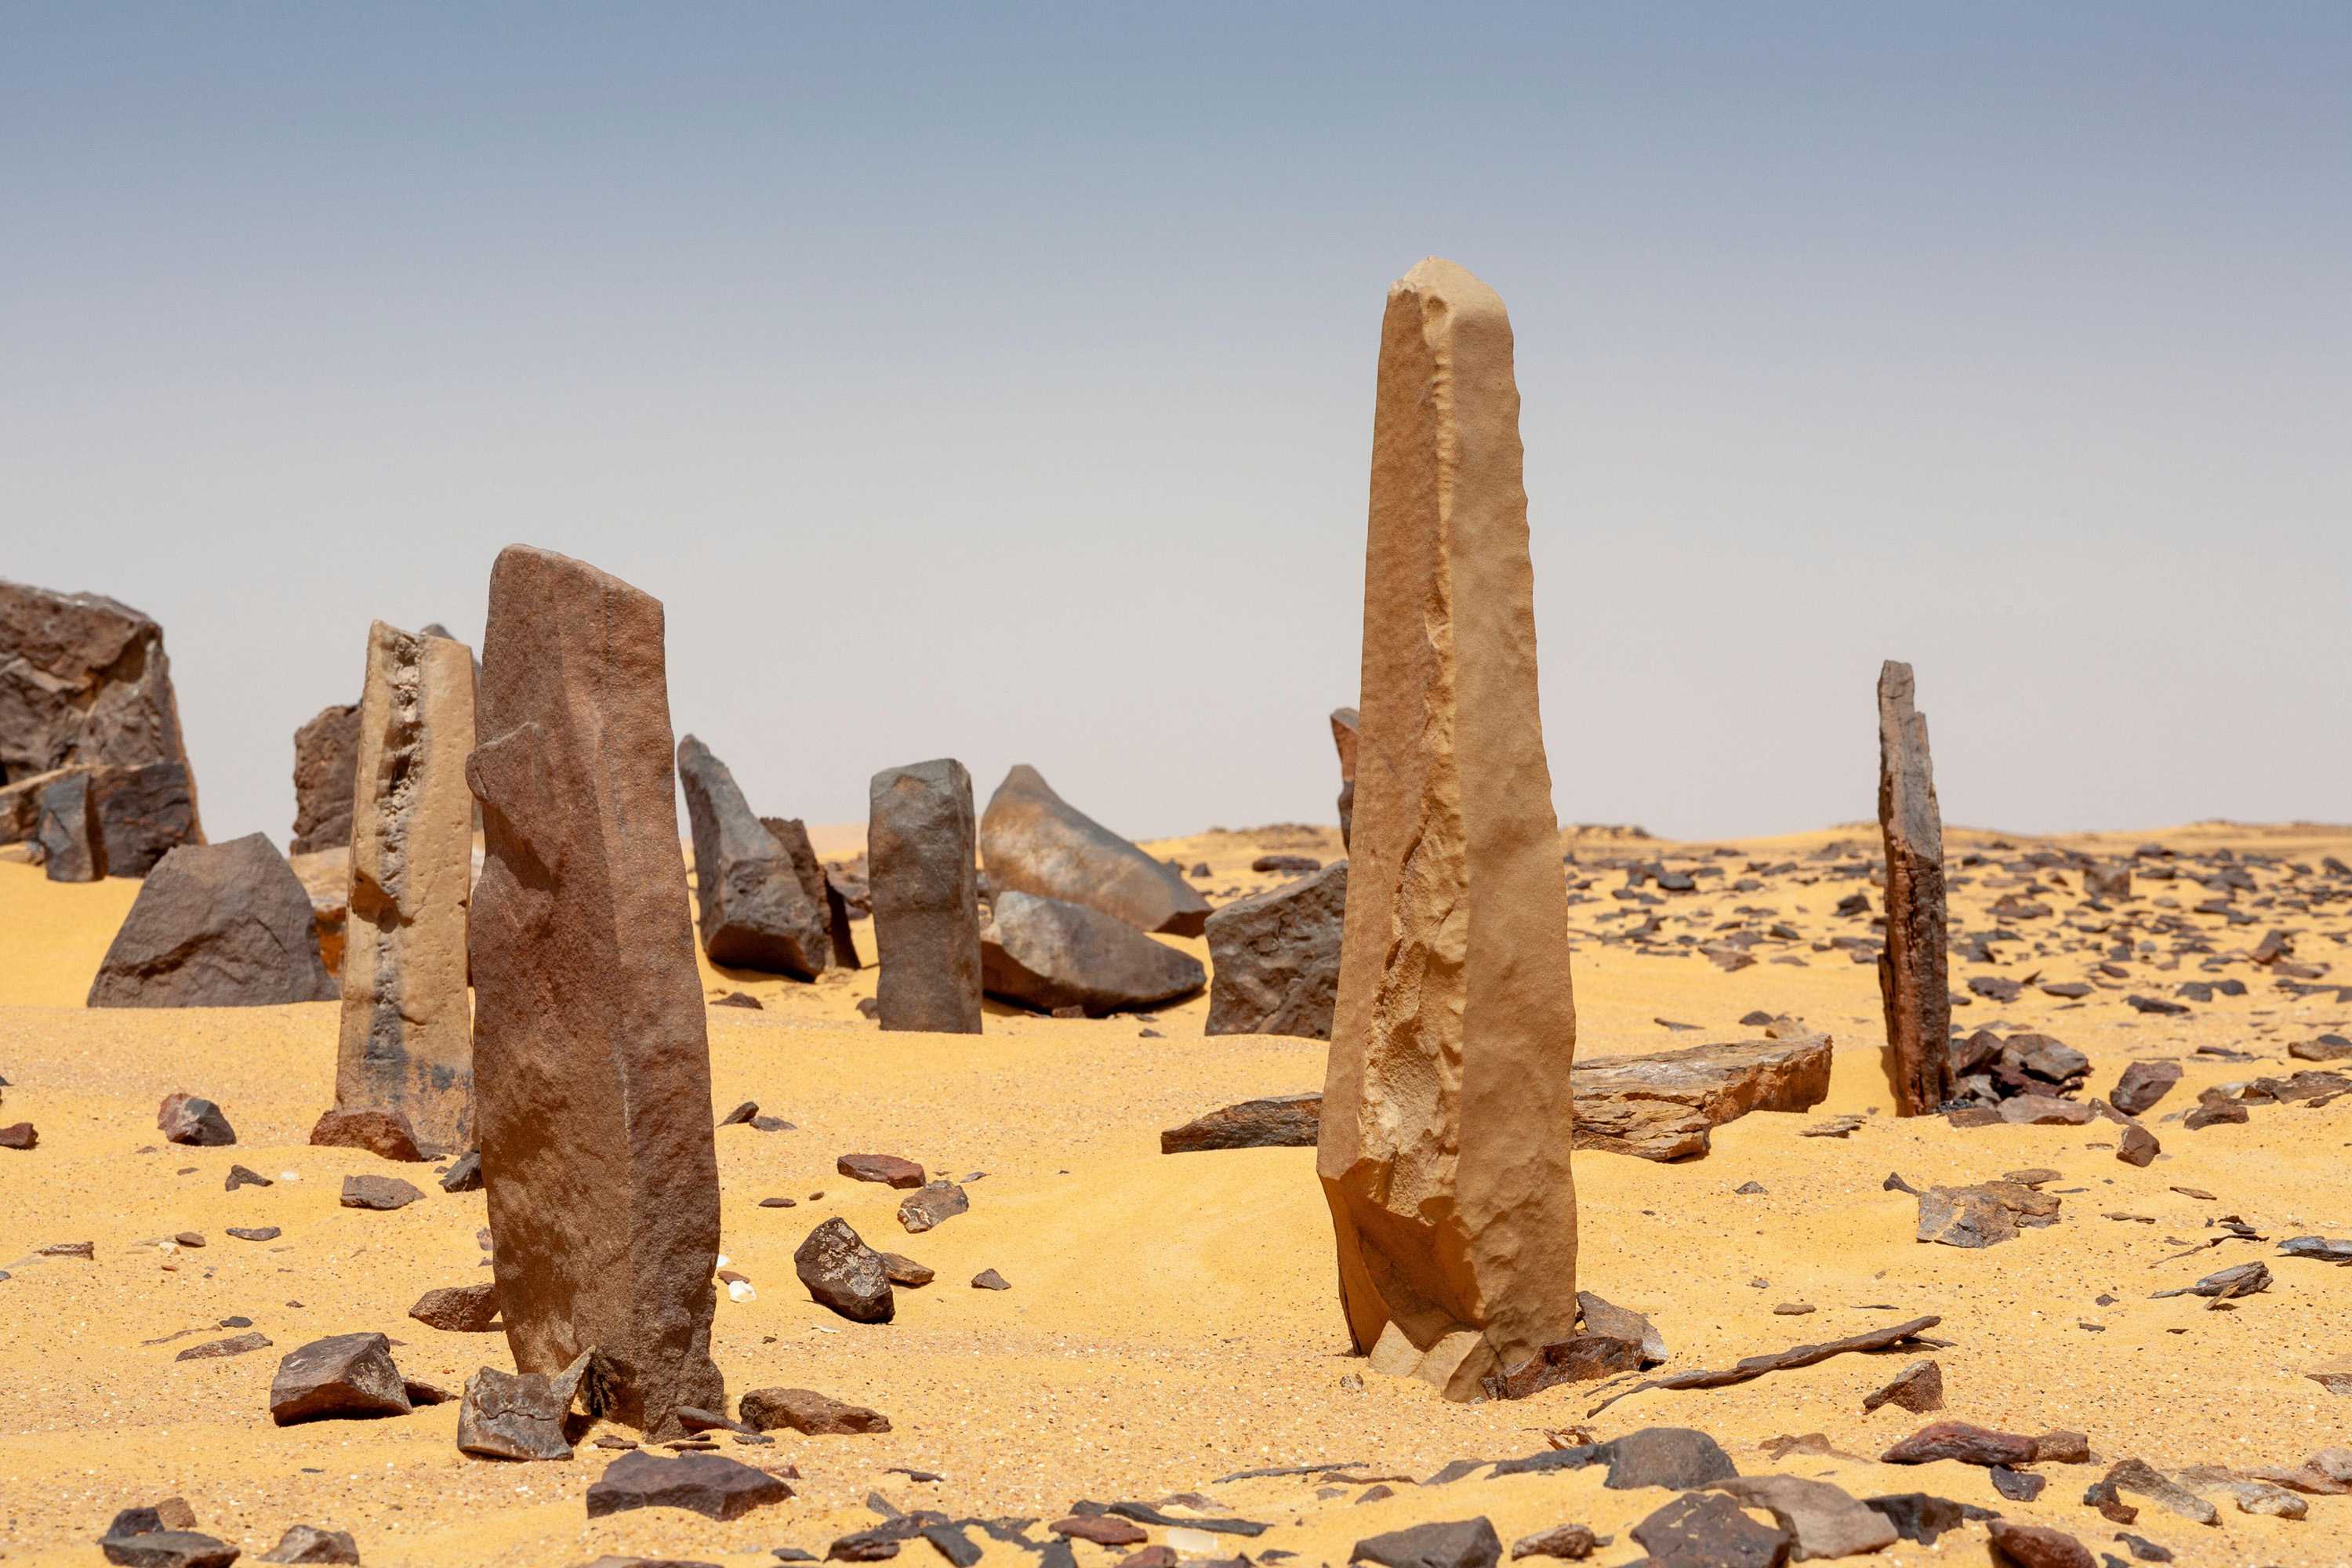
(1204, 858, 1347, 1038)
(979, 890, 1205, 1015)
(467, 546, 723, 1437)
(869, 759, 982, 1033)
(88, 834, 338, 1007)
(34, 768, 101, 881)
(0, 580, 202, 841)
(1877, 660, 1953, 1115)
(289, 702, 361, 855)
(336, 622, 477, 1156)
(677, 735, 830, 978)
(1317, 258, 1581, 1398)
(979, 764, 1209, 936)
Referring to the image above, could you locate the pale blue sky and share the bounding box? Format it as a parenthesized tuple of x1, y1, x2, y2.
(5, 4, 2346, 844)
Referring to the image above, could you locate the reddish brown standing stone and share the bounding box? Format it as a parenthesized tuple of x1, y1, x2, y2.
(1877, 660, 1952, 1116)
(868, 759, 982, 1033)
(466, 545, 723, 1438)
(979, 764, 1210, 936)
(1318, 259, 1580, 1399)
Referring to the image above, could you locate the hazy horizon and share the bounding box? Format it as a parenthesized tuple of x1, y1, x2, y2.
(7, 5, 2346, 849)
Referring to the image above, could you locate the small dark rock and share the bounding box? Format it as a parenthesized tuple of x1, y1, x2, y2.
(158, 1093, 235, 1147)
(793, 1218, 894, 1323)
(1350, 1517, 1501, 1568)
(339, 1174, 424, 1211)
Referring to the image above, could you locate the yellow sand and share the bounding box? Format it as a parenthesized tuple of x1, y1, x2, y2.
(2, 820, 2348, 1565)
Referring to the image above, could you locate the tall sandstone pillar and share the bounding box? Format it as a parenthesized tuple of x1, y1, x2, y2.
(1317, 259, 1581, 1400)
(869, 759, 982, 1033)
(1876, 660, 1951, 1115)
(466, 546, 724, 1437)
(336, 622, 477, 1155)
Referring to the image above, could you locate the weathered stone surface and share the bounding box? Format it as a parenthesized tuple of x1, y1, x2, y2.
(868, 760, 982, 1033)
(2111, 1061, 2183, 1117)
(1349, 1518, 1500, 1568)
(0, 764, 79, 844)
(337, 622, 477, 1156)
(2117, 1123, 2159, 1167)
(158, 1092, 236, 1146)
(257, 1523, 360, 1564)
(1628, 1491, 1788, 1568)
(763, 815, 858, 971)
(1483, 1334, 1643, 1399)
(794, 1218, 894, 1323)
(739, 1386, 891, 1435)
(1859, 1493, 1973, 1545)
(2099, 1458, 2218, 1524)
(1984, 1520, 2092, 1568)
(584, 1450, 792, 1522)
(457, 1349, 591, 1461)
(310, 1107, 425, 1162)
(89, 835, 337, 1007)
(410, 1281, 502, 1332)
(1571, 1033, 1832, 1160)
(1506, 1524, 1601, 1562)
(175, 1331, 271, 1362)
(979, 891, 1205, 1015)
(467, 546, 724, 1439)
(0, 581, 201, 837)
(1876, 660, 1951, 1116)
(1161, 1094, 1323, 1153)
(1882, 1420, 2038, 1468)
(1861, 1358, 1944, 1414)
(1602, 1428, 1738, 1490)
(898, 1181, 969, 1233)
(838, 1153, 926, 1189)
(978, 764, 1210, 936)
(341, 1174, 424, 1210)
(96, 1529, 241, 1568)
(1712, 1475, 1897, 1561)
(35, 769, 102, 880)
(89, 761, 200, 877)
(290, 701, 361, 855)
(677, 735, 830, 977)
(1204, 860, 1347, 1039)
(0, 1120, 35, 1149)
(269, 1332, 412, 1424)
(1330, 707, 1360, 848)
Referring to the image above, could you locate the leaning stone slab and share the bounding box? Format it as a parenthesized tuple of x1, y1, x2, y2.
(456, 1349, 592, 1460)
(1877, 660, 1951, 1115)
(980, 890, 1205, 1015)
(585, 1450, 793, 1522)
(89, 834, 338, 1007)
(1320, 259, 1581, 1395)
(35, 769, 102, 881)
(337, 622, 477, 1156)
(761, 813, 852, 975)
(468, 546, 724, 1438)
(979, 764, 1210, 935)
(1162, 1093, 1323, 1153)
(290, 701, 361, 855)
(677, 735, 829, 977)
(1204, 859, 1346, 1039)
(868, 759, 982, 1033)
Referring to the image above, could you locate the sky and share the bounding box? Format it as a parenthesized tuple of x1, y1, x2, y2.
(5, 4, 2347, 848)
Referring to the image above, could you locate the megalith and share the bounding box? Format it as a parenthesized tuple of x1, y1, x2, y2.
(291, 702, 361, 855)
(1876, 660, 1951, 1116)
(88, 833, 338, 1007)
(336, 622, 477, 1156)
(34, 769, 103, 882)
(1204, 858, 1346, 1039)
(677, 735, 830, 978)
(868, 760, 982, 1033)
(1317, 259, 1581, 1398)
(467, 545, 724, 1437)
(979, 764, 1210, 935)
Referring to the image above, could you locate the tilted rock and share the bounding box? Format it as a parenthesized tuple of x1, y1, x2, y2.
(269, 1332, 412, 1424)
(257, 1524, 360, 1564)
(739, 1385, 892, 1435)
(89, 835, 337, 1007)
(1711, 1475, 1898, 1561)
(1203, 860, 1346, 1039)
(0, 580, 202, 837)
(978, 764, 1210, 936)
(793, 1217, 894, 1323)
(88, 761, 199, 877)
(456, 1349, 592, 1460)
(1570, 1033, 1832, 1160)
(868, 760, 982, 1033)
(676, 735, 829, 977)
(410, 1281, 501, 1332)
(2111, 1061, 2183, 1117)
(898, 1181, 969, 1234)
(1862, 1357, 1944, 1414)
(979, 891, 1205, 1015)
(467, 546, 724, 1438)
(584, 1450, 792, 1522)
(1330, 706, 1360, 849)
(310, 1107, 424, 1162)
(763, 815, 858, 971)
(1876, 660, 1951, 1115)
(158, 1092, 235, 1146)
(1318, 260, 1581, 1394)
(336, 622, 477, 1156)
(1161, 1094, 1323, 1153)
(34, 769, 102, 881)
(1628, 1492, 1786, 1568)
(289, 701, 361, 855)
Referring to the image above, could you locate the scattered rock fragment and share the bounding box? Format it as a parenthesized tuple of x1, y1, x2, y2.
(2149, 1261, 2269, 1301)
(1861, 1358, 1943, 1414)
(971, 1269, 1011, 1290)
(1711, 1474, 1897, 1560)
(741, 1387, 891, 1436)
(158, 1093, 235, 1147)
(898, 1181, 969, 1234)
(793, 1218, 894, 1323)
(340, 1174, 424, 1211)
(1349, 1517, 1501, 1568)
(837, 1153, 926, 1189)
(409, 1282, 500, 1332)
(226, 1227, 280, 1242)
(583, 1449, 793, 1522)
(2099, 1458, 2220, 1525)
(1505, 1525, 1602, 1562)
(257, 1524, 361, 1564)
(1984, 1519, 2092, 1568)
(2110, 1062, 2182, 1116)
(1161, 1094, 1322, 1153)
(96, 1529, 241, 1568)
(224, 1164, 270, 1191)
(456, 1350, 591, 1461)
(1860, 1493, 1976, 1545)
(1053, 1517, 1148, 1548)
(879, 1253, 933, 1287)
(2116, 1124, 2159, 1167)
(439, 1151, 481, 1192)
(1628, 1491, 1788, 1568)
(1600, 1427, 1737, 1490)
(269, 1333, 412, 1425)
(1881, 1420, 2038, 1468)
(175, 1331, 271, 1362)
(310, 1109, 425, 1163)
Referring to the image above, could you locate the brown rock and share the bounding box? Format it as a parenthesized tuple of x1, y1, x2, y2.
(878, 1252, 933, 1287)
(158, 1092, 235, 1147)
(0, 765, 81, 844)
(1570, 1033, 1832, 1160)
(1985, 1519, 2092, 1568)
(1507, 1525, 1600, 1562)
(1318, 259, 1580, 1393)
(34, 769, 103, 880)
(410, 1282, 502, 1332)
(0, 1120, 34, 1150)
(793, 1218, 894, 1323)
(1861, 1357, 1944, 1414)
(310, 1107, 426, 1163)
(741, 1386, 891, 1435)
(1876, 660, 1951, 1116)
(97, 1529, 241, 1568)
(978, 764, 1210, 936)
(2110, 1061, 2182, 1116)
(971, 1268, 1010, 1290)
(898, 1181, 969, 1233)
(89, 835, 336, 1007)
(268, 1332, 412, 1424)
(1628, 1493, 1786, 1568)
(456, 1349, 591, 1460)
(289, 846, 350, 976)
(979, 891, 1205, 1015)
(257, 1523, 360, 1564)
(677, 735, 830, 977)
(1881, 1420, 2038, 1467)
(584, 1449, 791, 1522)
(336, 622, 477, 1155)
(1330, 706, 1360, 848)
(341, 1174, 424, 1210)
(466, 546, 725, 1439)
(175, 1330, 271, 1361)
(1483, 1334, 1642, 1399)
(1161, 1094, 1323, 1153)
(837, 1153, 926, 1189)
(1053, 1516, 1147, 1547)
(764, 815, 855, 972)
(1711, 1475, 1898, 1561)
(867, 759, 982, 1033)
(290, 701, 361, 855)
(1203, 859, 1347, 1040)
(2117, 1123, 2159, 1167)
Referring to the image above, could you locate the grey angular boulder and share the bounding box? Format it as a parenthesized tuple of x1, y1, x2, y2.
(89, 834, 337, 1007)
(980, 891, 1205, 1016)
(1204, 859, 1346, 1038)
(289, 701, 361, 855)
(677, 735, 830, 977)
(456, 1349, 592, 1460)
(89, 760, 200, 876)
(269, 1332, 412, 1425)
(34, 769, 103, 881)
(979, 764, 1209, 935)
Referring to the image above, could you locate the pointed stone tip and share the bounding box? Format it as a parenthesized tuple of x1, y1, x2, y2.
(1394, 256, 1504, 308)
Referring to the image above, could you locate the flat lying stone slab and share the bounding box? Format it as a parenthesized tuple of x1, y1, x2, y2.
(1161, 1094, 1323, 1153)
(583, 1449, 792, 1522)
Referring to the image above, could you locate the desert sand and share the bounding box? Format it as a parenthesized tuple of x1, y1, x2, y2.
(3, 818, 2349, 1566)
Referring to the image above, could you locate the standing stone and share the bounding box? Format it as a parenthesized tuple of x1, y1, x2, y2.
(336, 622, 477, 1156)
(979, 764, 1210, 935)
(677, 735, 830, 978)
(1318, 259, 1581, 1398)
(1205, 858, 1347, 1038)
(88, 761, 199, 874)
(764, 815, 858, 970)
(868, 760, 982, 1033)
(290, 702, 361, 855)
(1330, 707, 1360, 848)
(0, 581, 202, 837)
(1877, 660, 1952, 1116)
(89, 834, 338, 1007)
(467, 545, 724, 1437)
(34, 770, 103, 882)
